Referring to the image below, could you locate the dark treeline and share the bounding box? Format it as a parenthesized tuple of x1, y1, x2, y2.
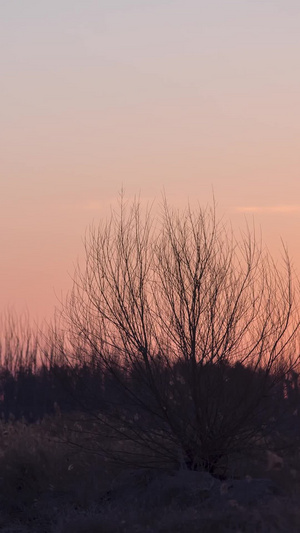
(0, 363, 104, 422)
(0, 356, 299, 437)
(0, 313, 299, 453)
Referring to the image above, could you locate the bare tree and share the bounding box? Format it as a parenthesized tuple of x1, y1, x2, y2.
(61, 196, 300, 476)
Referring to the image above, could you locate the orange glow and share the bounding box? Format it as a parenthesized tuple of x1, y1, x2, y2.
(1, 1, 300, 321)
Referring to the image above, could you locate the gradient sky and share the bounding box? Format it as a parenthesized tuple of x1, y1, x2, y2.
(1, 0, 300, 322)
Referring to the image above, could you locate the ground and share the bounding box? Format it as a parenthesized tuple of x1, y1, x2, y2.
(0, 414, 299, 532)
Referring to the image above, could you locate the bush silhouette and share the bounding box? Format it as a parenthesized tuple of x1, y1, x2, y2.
(35, 198, 300, 474)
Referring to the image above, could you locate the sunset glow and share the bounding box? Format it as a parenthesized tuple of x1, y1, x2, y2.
(1, 0, 300, 321)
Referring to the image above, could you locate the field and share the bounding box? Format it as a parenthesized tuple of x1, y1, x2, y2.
(0, 411, 299, 533)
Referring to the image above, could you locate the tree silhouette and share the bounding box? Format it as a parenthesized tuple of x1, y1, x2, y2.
(60, 196, 300, 476)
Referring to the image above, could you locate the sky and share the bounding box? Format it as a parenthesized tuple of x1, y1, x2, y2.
(1, 0, 300, 322)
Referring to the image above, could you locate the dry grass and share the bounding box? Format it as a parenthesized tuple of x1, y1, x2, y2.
(0, 413, 299, 532)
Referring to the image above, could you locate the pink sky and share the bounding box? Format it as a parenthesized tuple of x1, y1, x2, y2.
(1, 0, 300, 322)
